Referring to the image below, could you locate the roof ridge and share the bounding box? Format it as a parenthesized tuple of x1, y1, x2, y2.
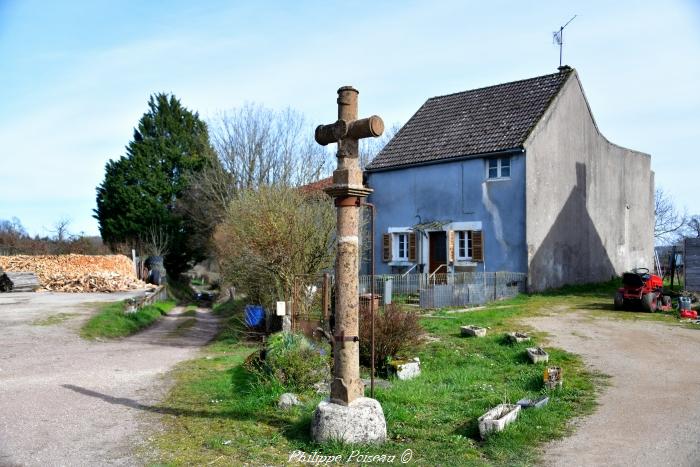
(365, 68, 575, 172)
(426, 68, 573, 102)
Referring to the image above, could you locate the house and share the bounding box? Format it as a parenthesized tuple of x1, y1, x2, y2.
(365, 66, 654, 291)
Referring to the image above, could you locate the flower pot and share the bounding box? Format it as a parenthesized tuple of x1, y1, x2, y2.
(516, 396, 549, 409)
(478, 404, 520, 438)
(526, 347, 549, 364)
(544, 366, 563, 389)
(506, 331, 530, 343)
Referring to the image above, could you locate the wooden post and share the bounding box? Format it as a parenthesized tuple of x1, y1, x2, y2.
(322, 272, 330, 327)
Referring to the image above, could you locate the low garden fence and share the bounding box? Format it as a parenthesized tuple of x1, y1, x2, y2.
(359, 271, 527, 308)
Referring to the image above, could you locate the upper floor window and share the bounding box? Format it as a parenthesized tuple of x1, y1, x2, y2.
(487, 157, 510, 179)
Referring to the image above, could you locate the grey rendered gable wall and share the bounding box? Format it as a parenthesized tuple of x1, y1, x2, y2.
(523, 71, 654, 291)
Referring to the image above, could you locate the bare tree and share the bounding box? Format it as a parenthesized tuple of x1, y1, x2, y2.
(685, 215, 700, 238)
(359, 122, 402, 169)
(654, 188, 686, 244)
(214, 186, 335, 308)
(51, 217, 72, 242)
(209, 104, 332, 192)
(176, 161, 236, 255)
(140, 224, 170, 257)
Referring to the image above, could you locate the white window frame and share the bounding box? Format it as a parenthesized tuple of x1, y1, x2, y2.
(394, 232, 408, 261)
(456, 230, 473, 260)
(387, 227, 413, 264)
(487, 157, 511, 180)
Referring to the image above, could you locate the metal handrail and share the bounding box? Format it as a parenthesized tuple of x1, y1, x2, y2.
(428, 264, 448, 285)
(401, 263, 418, 278)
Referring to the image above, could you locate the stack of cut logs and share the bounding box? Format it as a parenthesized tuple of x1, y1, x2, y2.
(0, 270, 41, 292)
(0, 255, 150, 293)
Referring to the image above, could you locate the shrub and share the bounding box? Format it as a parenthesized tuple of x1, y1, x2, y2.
(262, 332, 330, 391)
(358, 304, 424, 372)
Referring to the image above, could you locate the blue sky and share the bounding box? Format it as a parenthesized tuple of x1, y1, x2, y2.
(0, 0, 698, 237)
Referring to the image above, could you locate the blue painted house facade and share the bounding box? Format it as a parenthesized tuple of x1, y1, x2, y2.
(365, 67, 654, 291)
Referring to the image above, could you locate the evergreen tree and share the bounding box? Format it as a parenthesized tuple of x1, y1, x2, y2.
(94, 93, 217, 275)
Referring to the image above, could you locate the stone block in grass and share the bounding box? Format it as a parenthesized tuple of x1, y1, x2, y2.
(461, 325, 486, 337)
(388, 357, 421, 380)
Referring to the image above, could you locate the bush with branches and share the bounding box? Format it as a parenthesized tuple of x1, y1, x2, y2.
(214, 185, 335, 309)
(358, 304, 424, 373)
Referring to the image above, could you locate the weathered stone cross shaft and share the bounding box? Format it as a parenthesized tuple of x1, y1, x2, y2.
(315, 86, 384, 405)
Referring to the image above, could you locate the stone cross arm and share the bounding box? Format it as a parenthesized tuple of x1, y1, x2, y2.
(313, 86, 384, 159)
(315, 115, 384, 146)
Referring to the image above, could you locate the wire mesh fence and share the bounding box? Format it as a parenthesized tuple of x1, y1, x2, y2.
(289, 271, 527, 338)
(359, 271, 527, 308)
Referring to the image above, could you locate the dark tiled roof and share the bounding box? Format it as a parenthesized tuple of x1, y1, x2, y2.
(366, 68, 573, 171)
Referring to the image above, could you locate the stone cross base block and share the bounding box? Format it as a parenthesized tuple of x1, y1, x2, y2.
(478, 404, 520, 438)
(526, 347, 549, 363)
(311, 397, 387, 444)
(461, 325, 486, 337)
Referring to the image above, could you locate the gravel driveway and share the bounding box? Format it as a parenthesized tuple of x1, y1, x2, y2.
(0, 291, 219, 466)
(529, 309, 700, 467)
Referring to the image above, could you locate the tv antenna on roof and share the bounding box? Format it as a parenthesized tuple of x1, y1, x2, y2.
(553, 15, 577, 67)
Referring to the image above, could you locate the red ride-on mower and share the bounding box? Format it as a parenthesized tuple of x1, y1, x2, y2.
(614, 268, 670, 312)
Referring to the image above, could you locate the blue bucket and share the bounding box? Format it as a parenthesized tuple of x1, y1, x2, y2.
(244, 305, 265, 328)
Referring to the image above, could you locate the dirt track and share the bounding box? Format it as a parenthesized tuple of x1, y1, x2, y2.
(529, 310, 700, 467)
(0, 292, 218, 466)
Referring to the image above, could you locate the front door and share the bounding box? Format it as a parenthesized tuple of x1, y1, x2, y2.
(429, 231, 447, 274)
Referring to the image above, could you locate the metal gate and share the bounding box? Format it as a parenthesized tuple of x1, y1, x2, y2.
(290, 273, 333, 339)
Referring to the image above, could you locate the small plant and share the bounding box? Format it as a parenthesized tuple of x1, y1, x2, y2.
(260, 332, 330, 391)
(358, 304, 424, 372)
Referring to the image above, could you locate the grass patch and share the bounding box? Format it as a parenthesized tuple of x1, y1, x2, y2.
(32, 312, 78, 326)
(182, 305, 198, 317)
(80, 299, 176, 339)
(211, 298, 247, 344)
(149, 288, 608, 465)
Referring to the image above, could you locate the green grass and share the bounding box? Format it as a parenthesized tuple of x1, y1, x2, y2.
(32, 312, 78, 326)
(148, 286, 617, 466)
(80, 299, 176, 339)
(182, 305, 198, 317)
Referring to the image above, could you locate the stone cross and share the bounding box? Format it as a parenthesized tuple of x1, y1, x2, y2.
(315, 86, 384, 406)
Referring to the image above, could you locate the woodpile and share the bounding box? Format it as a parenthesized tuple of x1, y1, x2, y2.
(0, 255, 150, 293)
(0, 272, 41, 292)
